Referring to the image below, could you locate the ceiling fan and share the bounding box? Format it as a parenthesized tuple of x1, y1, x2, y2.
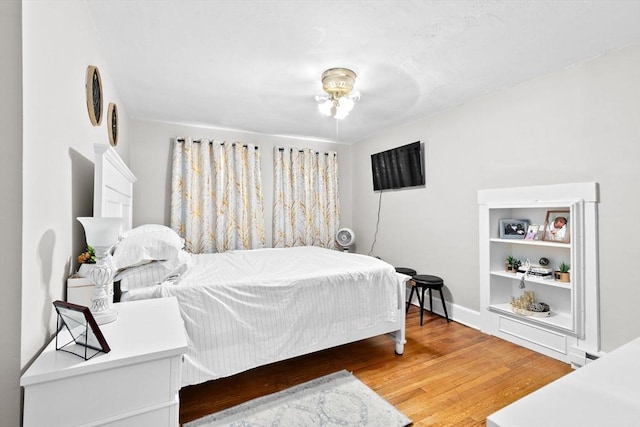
(315, 68, 360, 120)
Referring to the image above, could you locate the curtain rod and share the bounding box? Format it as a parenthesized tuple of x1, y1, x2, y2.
(277, 147, 335, 156)
(176, 138, 259, 150)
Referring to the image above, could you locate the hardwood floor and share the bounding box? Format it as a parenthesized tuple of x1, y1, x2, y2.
(179, 309, 573, 426)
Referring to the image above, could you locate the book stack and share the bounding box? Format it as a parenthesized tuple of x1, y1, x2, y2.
(518, 265, 553, 278)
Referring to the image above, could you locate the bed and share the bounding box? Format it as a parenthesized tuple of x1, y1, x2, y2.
(92, 143, 407, 387)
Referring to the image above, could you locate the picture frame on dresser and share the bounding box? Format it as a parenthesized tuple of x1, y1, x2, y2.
(53, 300, 110, 360)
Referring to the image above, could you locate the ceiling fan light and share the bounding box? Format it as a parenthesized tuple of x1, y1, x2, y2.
(317, 99, 334, 116)
(346, 91, 360, 102)
(338, 96, 354, 113)
(334, 106, 351, 120)
(316, 67, 359, 120)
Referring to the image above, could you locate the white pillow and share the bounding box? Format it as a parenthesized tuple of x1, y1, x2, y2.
(115, 251, 192, 291)
(112, 224, 185, 269)
(115, 261, 171, 291)
(118, 224, 177, 240)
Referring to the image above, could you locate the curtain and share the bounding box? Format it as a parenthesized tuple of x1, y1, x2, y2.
(273, 147, 340, 249)
(170, 138, 266, 253)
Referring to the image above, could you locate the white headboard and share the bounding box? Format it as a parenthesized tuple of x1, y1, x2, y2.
(93, 143, 137, 231)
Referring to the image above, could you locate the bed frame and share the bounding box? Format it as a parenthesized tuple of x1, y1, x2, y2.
(93, 143, 406, 382)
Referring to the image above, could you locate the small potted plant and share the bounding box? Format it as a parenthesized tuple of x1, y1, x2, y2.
(554, 262, 570, 282)
(505, 256, 521, 273)
(77, 245, 96, 277)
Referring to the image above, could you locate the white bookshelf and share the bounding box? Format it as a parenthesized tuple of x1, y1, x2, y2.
(478, 183, 600, 365)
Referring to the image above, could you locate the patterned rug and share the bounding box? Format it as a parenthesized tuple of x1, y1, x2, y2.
(184, 370, 412, 427)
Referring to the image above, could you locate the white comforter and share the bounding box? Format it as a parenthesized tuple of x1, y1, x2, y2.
(124, 246, 403, 386)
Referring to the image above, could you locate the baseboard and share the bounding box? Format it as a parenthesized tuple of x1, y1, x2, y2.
(569, 345, 607, 368)
(406, 295, 481, 330)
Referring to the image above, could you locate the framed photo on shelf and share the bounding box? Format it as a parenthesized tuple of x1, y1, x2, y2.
(542, 210, 570, 243)
(499, 219, 530, 239)
(524, 224, 540, 240)
(53, 300, 110, 360)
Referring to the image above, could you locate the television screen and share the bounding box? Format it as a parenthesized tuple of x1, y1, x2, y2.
(371, 141, 424, 191)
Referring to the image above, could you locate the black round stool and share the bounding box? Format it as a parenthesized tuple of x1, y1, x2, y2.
(395, 267, 417, 277)
(409, 274, 450, 325)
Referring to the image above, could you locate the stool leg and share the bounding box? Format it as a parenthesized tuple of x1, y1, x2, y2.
(420, 287, 427, 326)
(439, 287, 450, 322)
(406, 286, 415, 314)
(428, 287, 434, 313)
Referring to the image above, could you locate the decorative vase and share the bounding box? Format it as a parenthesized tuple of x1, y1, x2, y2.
(77, 216, 123, 324)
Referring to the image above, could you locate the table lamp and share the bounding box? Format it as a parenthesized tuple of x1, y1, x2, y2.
(77, 217, 123, 324)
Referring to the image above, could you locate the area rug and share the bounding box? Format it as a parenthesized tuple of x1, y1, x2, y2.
(184, 370, 412, 427)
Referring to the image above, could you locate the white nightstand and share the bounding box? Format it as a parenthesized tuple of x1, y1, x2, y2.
(21, 297, 188, 427)
(67, 275, 94, 307)
(67, 275, 116, 307)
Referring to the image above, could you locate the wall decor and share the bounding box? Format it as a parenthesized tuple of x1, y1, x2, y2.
(543, 210, 570, 243)
(107, 102, 118, 146)
(498, 219, 529, 239)
(85, 65, 103, 126)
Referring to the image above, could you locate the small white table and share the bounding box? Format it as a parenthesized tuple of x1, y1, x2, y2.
(487, 337, 640, 427)
(66, 275, 94, 307)
(21, 297, 188, 427)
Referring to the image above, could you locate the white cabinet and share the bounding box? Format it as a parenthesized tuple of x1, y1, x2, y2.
(67, 274, 118, 307)
(21, 297, 188, 427)
(478, 183, 599, 364)
(67, 275, 94, 307)
(487, 337, 640, 427)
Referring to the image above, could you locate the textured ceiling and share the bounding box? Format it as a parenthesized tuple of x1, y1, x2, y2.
(84, 0, 640, 143)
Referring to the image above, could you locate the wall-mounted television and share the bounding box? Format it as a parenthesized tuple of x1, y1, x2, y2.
(371, 141, 425, 191)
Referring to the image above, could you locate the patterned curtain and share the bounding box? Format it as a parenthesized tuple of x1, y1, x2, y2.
(273, 147, 340, 249)
(170, 138, 266, 253)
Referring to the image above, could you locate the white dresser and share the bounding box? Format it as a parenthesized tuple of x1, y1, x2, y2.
(487, 337, 640, 427)
(21, 297, 188, 427)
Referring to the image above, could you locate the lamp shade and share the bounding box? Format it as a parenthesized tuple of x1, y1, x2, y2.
(77, 217, 123, 249)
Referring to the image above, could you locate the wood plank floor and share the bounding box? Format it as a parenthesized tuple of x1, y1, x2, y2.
(180, 308, 573, 426)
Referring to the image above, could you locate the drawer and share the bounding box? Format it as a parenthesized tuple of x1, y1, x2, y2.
(493, 314, 568, 357)
(102, 400, 179, 427)
(24, 358, 177, 427)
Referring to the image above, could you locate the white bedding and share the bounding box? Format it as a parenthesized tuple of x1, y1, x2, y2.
(122, 246, 405, 387)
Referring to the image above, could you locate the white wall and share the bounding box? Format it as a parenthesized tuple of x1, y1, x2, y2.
(21, 0, 132, 370)
(352, 45, 640, 352)
(130, 121, 353, 246)
(0, 1, 23, 425)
